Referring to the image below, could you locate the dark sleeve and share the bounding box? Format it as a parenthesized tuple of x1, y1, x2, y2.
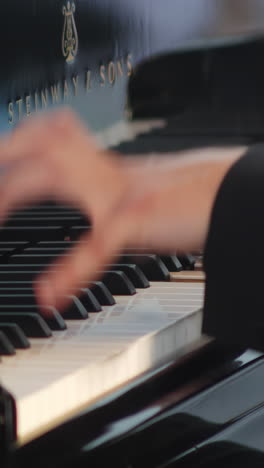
(202, 145, 264, 351)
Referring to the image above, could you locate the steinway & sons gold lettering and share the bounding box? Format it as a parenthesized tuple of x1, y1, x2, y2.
(7, 54, 133, 125)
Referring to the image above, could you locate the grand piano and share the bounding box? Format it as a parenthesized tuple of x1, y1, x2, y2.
(2, 1, 264, 467)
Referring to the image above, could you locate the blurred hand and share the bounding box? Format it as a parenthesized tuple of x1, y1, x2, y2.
(0, 109, 246, 310)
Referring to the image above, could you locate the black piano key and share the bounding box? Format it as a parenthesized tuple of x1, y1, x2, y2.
(15, 202, 78, 212)
(0, 313, 52, 338)
(0, 226, 68, 242)
(62, 296, 89, 320)
(24, 246, 69, 255)
(118, 254, 170, 281)
(0, 287, 38, 294)
(0, 241, 29, 258)
(0, 271, 41, 281)
(0, 331, 16, 356)
(106, 264, 150, 289)
(8, 255, 56, 265)
(0, 241, 28, 249)
(177, 254, 196, 270)
(76, 290, 101, 313)
(89, 282, 116, 306)
(0, 266, 58, 285)
(0, 294, 42, 306)
(36, 241, 73, 249)
(11, 210, 80, 217)
(95, 271, 136, 296)
(3, 216, 85, 228)
(41, 307, 67, 331)
(0, 323, 30, 349)
(0, 303, 66, 331)
(159, 255, 183, 272)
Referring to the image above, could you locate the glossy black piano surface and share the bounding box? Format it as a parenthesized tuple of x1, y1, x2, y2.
(1, 1, 264, 467)
(0, 0, 263, 136)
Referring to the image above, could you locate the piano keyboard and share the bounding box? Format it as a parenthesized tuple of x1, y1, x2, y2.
(0, 280, 204, 445)
(0, 203, 205, 444)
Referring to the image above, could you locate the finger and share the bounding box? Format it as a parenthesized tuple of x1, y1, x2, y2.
(0, 115, 52, 164)
(0, 158, 58, 220)
(0, 109, 86, 165)
(35, 211, 138, 311)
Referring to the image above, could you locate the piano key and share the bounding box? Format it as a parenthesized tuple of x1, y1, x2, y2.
(118, 255, 170, 281)
(0, 304, 66, 331)
(9, 208, 85, 217)
(61, 296, 89, 320)
(35, 241, 74, 249)
(24, 246, 69, 254)
(97, 271, 136, 296)
(0, 294, 43, 306)
(10, 210, 80, 217)
(8, 255, 62, 265)
(159, 255, 183, 272)
(15, 202, 79, 212)
(0, 313, 52, 338)
(0, 331, 16, 356)
(105, 264, 150, 289)
(35, 306, 68, 331)
(0, 272, 41, 281)
(177, 254, 196, 270)
(170, 271, 205, 282)
(0, 226, 68, 242)
(0, 243, 30, 264)
(89, 282, 116, 306)
(74, 290, 101, 313)
(0, 241, 29, 255)
(0, 323, 30, 349)
(2, 216, 86, 228)
(54, 295, 86, 319)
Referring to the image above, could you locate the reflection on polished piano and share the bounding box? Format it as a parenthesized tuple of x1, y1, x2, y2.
(2, 1, 264, 467)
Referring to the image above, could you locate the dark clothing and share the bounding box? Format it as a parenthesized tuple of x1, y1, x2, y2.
(203, 145, 264, 351)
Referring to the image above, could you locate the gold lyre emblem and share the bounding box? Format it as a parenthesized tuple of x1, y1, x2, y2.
(62, 1, 78, 64)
